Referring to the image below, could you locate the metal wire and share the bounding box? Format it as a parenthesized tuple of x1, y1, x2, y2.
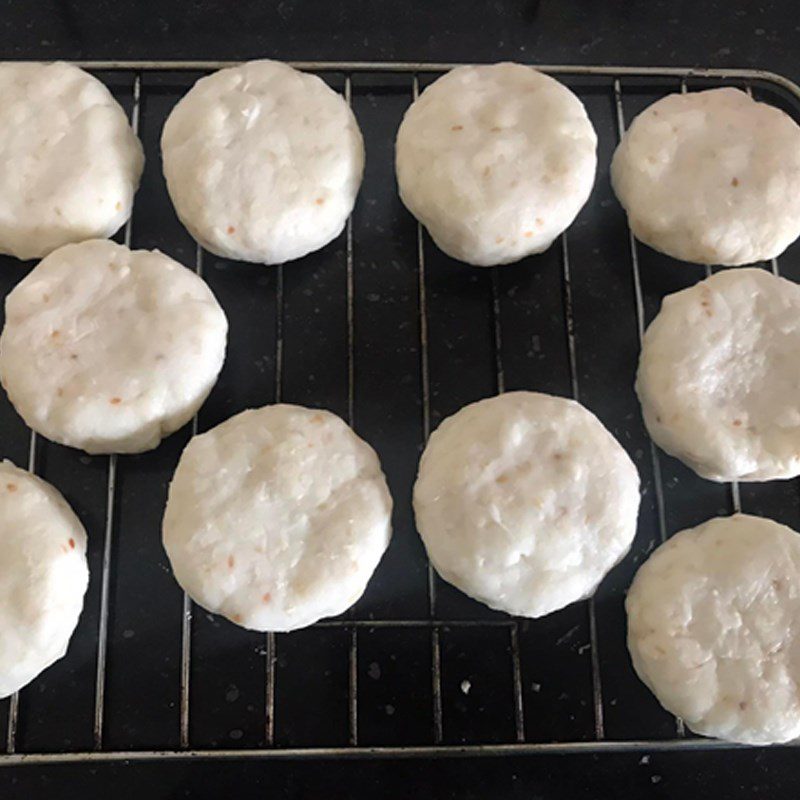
(344, 74, 360, 748)
(265, 261, 284, 747)
(4, 432, 36, 754)
(611, 80, 671, 557)
(0, 736, 759, 767)
(3, 60, 800, 766)
(345, 75, 356, 432)
(315, 619, 515, 628)
(179, 241, 204, 749)
(411, 73, 444, 747)
(489, 268, 525, 743)
(89, 71, 142, 751)
(560, 234, 605, 740)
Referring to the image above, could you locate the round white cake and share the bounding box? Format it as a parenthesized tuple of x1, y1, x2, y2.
(611, 87, 800, 266)
(627, 513, 800, 744)
(636, 268, 800, 482)
(0, 239, 228, 454)
(395, 63, 597, 266)
(0, 461, 88, 699)
(413, 392, 640, 617)
(0, 61, 144, 261)
(162, 404, 392, 632)
(161, 59, 364, 265)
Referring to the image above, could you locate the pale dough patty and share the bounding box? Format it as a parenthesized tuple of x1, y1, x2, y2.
(413, 392, 640, 618)
(0, 461, 88, 699)
(627, 514, 800, 745)
(162, 405, 392, 632)
(161, 60, 364, 265)
(611, 88, 800, 266)
(0, 240, 227, 454)
(0, 61, 144, 261)
(637, 268, 800, 482)
(395, 63, 597, 266)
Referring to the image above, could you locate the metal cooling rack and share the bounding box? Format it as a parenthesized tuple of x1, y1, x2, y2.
(1, 61, 799, 766)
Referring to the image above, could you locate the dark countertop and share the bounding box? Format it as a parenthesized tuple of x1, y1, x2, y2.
(1, 0, 798, 82)
(3, 2, 800, 798)
(6, 748, 800, 799)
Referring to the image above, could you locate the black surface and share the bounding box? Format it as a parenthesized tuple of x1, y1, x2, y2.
(3, 1, 800, 797)
(4, 748, 800, 800)
(357, 626, 433, 745)
(0, 1, 799, 87)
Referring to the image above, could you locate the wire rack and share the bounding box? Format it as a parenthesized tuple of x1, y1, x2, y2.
(1, 61, 799, 767)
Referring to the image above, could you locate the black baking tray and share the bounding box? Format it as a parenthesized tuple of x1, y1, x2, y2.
(1, 61, 799, 795)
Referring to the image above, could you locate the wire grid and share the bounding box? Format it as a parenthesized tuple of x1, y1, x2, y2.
(1, 61, 800, 766)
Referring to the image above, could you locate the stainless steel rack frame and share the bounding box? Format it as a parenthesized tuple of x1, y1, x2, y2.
(1, 61, 799, 767)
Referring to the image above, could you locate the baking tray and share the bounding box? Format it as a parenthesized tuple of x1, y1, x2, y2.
(1, 61, 799, 766)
